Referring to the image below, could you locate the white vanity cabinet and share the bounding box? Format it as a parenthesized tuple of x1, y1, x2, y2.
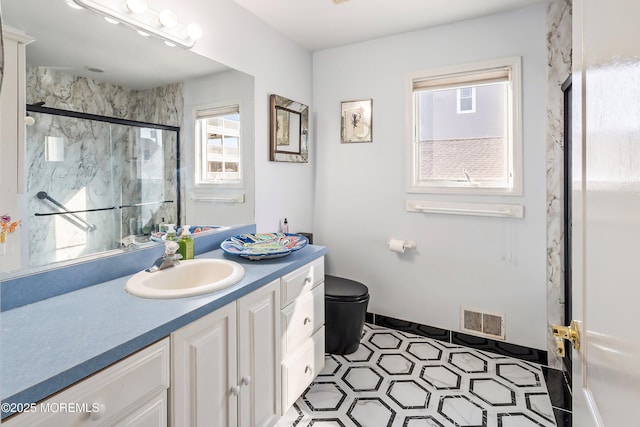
(2, 339, 170, 427)
(171, 279, 281, 427)
(280, 257, 325, 413)
(1, 256, 325, 427)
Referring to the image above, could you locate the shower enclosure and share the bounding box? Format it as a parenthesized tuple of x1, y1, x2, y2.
(25, 104, 180, 268)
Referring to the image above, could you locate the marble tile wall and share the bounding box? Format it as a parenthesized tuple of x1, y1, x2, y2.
(546, 0, 572, 369)
(24, 67, 183, 268)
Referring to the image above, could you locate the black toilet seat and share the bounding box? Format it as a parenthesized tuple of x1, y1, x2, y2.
(324, 275, 369, 302)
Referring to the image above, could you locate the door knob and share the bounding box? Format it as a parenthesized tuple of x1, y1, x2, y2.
(552, 320, 580, 356)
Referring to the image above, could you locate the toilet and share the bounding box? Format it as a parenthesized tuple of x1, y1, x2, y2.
(324, 275, 370, 355)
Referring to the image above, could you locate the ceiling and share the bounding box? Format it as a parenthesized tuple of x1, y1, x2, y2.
(232, 0, 547, 51)
(1, 0, 546, 90)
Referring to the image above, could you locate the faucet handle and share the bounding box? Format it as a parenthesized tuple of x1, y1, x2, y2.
(164, 240, 180, 256)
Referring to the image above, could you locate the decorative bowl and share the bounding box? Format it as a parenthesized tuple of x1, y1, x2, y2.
(220, 233, 308, 260)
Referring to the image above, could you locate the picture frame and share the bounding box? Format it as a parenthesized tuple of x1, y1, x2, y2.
(341, 99, 373, 143)
(270, 94, 309, 163)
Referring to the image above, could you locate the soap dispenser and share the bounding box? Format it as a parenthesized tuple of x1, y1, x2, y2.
(178, 225, 194, 260)
(165, 224, 178, 241)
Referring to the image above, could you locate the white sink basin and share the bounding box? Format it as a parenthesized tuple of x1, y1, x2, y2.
(126, 259, 245, 299)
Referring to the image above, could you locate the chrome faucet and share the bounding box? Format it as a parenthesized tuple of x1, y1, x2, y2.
(146, 241, 182, 272)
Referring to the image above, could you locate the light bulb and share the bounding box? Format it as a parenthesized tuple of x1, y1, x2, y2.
(137, 29, 150, 37)
(164, 41, 176, 48)
(126, 0, 148, 14)
(159, 9, 178, 28)
(104, 16, 119, 24)
(66, 0, 83, 10)
(186, 23, 203, 40)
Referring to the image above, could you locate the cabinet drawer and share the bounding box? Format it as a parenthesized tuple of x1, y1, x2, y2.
(281, 283, 324, 355)
(280, 257, 324, 307)
(281, 327, 325, 412)
(114, 392, 167, 427)
(4, 339, 170, 427)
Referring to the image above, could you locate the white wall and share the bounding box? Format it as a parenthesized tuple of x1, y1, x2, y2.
(312, 4, 548, 350)
(170, 0, 315, 233)
(171, 1, 549, 350)
(183, 70, 256, 227)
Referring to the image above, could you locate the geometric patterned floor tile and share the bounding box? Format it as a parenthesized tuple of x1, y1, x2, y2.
(420, 365, 463, 390)
(470, 378, 516, 406)
(304, 382, 348, 411)
(343, 366, 384, 392)
(275, 324, 557, 427)
(387, 379, 431, 409)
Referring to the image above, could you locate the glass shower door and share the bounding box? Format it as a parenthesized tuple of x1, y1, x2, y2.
(24, 109, 179, 269)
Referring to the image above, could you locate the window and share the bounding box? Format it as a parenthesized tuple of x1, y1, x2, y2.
(408, 57, 522, 195)
(195, 105, 241, 186)
(456, 87, 476, 114)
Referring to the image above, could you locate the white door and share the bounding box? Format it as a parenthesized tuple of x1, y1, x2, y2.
(237, 279, 281, 427)
(171, 302, 238, 427)
(570, 0, 640, 425)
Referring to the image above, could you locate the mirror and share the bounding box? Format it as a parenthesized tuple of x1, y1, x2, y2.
(0, 0, 255, 276)
(270, 94, 309, 163)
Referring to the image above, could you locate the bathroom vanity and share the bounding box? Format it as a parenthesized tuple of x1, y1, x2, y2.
(0, 239, 326, 426)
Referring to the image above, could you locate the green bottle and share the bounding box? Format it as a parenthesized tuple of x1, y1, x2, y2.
(178, 226, 194, 260)
(165, 224, 178, 241)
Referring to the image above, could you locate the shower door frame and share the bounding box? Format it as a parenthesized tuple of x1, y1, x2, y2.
(26, 103, 182, 222)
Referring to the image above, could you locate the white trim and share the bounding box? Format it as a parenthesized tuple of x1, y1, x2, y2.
(406, 199, 524, 219)
(189, 190, 245, 203)
(405, 56, 523, 196)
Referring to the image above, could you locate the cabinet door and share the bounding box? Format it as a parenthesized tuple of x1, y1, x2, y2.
(237, 280, 281, 427)
(171, 303, 238, 427)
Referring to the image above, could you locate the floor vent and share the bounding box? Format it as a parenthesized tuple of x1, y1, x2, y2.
(461, 308, 505, 340)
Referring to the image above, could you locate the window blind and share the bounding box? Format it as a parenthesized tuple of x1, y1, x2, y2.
(413, 67, 510, 92)
(195, 105, 239, 119)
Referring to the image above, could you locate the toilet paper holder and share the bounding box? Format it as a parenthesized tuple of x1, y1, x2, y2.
(388, 239, 417, 253)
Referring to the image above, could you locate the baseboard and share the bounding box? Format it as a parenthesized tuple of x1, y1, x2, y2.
(366, 312, 548, 365)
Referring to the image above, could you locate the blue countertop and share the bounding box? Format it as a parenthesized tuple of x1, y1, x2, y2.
(0, 245, 326, 418)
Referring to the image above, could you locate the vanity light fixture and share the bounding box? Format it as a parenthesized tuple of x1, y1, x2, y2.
(71, 0, 203, 48)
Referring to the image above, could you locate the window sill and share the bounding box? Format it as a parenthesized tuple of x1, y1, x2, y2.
(190, 188, 245, 203)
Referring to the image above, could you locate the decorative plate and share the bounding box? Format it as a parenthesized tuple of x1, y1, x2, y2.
(220, 233, 308, 260)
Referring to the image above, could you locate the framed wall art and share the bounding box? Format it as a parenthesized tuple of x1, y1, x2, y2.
(341, 99, 372, 143)
(270, 94, 309, 163)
